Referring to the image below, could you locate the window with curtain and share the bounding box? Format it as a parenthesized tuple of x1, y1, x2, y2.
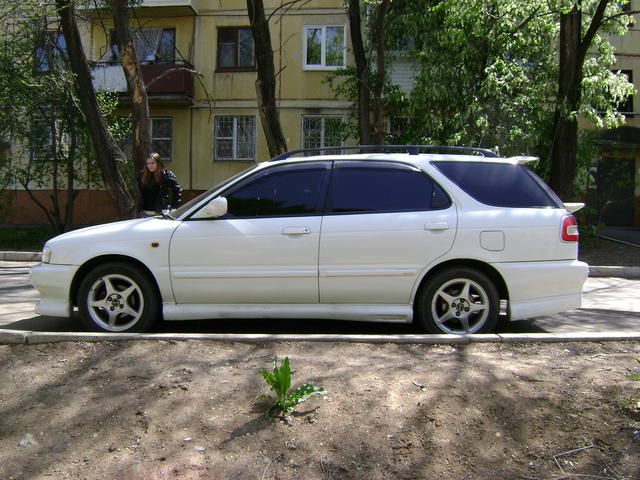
(109, 29, 175, 64)
(35, 32, 67, 72)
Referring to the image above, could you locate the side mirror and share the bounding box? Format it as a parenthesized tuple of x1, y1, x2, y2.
(192, 196, 228, 219)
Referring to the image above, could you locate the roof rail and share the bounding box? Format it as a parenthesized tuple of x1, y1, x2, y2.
(271, 144, 499, 161)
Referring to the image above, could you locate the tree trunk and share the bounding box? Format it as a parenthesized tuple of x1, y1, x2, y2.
(65, 98, 78, 231)
(247, 0, 287, 158)
(111, 0, 152, 176)
(371, 0, 389, 145)
(347, 0, 371, 146)
(549, 8, 582, 200)
(55, 0, 134, 217)
(549, 0, 610, 200)
(48, 110, 63, 233)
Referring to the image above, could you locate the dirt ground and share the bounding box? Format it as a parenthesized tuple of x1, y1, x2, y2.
(1, 339, 639, 480)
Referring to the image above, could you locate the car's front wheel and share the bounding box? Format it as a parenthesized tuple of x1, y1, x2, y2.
(78, 262, 159, 333)
(415, 268, 499, 334)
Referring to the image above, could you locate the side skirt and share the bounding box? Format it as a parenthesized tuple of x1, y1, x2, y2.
(162, 303, 413, 323)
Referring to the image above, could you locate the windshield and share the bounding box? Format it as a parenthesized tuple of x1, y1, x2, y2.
(172, 164, 261, 218)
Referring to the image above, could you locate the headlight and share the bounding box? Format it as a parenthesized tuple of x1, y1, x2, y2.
(41, 246, 52, 264)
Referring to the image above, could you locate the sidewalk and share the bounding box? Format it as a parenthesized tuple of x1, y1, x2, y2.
(2, 250, 639, 278)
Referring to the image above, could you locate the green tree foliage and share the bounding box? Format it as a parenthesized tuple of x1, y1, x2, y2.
(0, 0, 130, 231)
(333, 0, 633, 190)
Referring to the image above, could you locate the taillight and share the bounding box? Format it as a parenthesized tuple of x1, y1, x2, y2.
(561, 214, 579, 242)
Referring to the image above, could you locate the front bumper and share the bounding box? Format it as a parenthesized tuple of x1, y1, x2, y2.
(30, 263, 78, 317)
(494, 260, 589, 321)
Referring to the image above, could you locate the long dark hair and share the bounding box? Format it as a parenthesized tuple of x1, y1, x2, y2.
(141, 152, 165, 185)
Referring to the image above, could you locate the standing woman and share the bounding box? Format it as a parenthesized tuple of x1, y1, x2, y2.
(138, 152, 182, 217)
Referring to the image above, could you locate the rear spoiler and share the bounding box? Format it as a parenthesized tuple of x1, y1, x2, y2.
(563, 203, 585, 213)
(507, 156, 539, 164)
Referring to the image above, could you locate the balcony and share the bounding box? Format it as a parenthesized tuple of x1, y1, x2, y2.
(91, 62, 194, 105)
(80, 0, 199, 15)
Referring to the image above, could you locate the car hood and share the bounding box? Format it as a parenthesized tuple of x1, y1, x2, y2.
(46, 217, 181, 265)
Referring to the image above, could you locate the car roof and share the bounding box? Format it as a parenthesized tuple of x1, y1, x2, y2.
(263, 152, 535, 167)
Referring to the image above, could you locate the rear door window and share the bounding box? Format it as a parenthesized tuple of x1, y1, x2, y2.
(432, 161, 561, 208)
(326, 161, 451, 214)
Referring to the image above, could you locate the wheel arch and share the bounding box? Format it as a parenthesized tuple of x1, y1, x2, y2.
(414, 259, 509, 306)
(70, 255, 161, 307)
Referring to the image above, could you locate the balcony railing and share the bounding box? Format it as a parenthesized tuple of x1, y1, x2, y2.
(91, 62, 194, 102)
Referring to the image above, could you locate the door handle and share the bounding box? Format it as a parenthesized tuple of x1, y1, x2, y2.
(425, 223, 449, 231)
(282, 227, 311, 235)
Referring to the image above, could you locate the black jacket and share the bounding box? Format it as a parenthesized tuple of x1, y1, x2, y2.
(138, 169, 182, 212)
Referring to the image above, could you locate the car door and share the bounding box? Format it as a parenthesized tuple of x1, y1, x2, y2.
(170, 162, 330, 304)
(319, 161, 457, 305)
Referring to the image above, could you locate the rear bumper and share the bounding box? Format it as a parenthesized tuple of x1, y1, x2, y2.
(30, 263, 77, 317)
(493, 260, 589, 321)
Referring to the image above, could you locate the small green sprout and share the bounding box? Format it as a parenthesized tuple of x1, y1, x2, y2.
(259, 356, 325, 416)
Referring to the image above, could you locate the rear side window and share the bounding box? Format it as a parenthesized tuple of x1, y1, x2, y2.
(433, 161, 560, 208)
(326, 162, 451, 214)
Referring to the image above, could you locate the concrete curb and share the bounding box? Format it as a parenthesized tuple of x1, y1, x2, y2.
(1, 328, 639, 345)
(1, 251, 42, 262)
(588, 266, 640, 278)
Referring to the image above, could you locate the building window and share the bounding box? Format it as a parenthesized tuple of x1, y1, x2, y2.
(156, 29, 176, 64)
(617, 69, 634, 115)
(29, 115, 69, 162)
(0, 139, 9, 167)
(217, 27, 255, 71)
(35, 32, 67, 72)
(151, 117, 173, 161)
(302, 115, 344, 152)
(303, 25, 345, 70)
(214, 116, 256, 160)
(110, 29, 175, 64)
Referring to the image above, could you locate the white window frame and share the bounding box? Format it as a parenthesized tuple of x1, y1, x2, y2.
(302, 25, 346, 71)
(214, 115, 256, 161)
(301, 115, 345, 151)
(151, 117, 173, 161)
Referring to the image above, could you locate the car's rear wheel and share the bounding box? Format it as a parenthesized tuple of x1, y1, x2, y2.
(78, 262, 159, 333)
(416, 268, 499, 334)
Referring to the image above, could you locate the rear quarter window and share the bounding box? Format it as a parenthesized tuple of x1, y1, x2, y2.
(432, 161, 561, 208)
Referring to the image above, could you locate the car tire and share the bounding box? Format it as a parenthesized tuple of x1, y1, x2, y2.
(78, 262, 159, 333)
(415, 268, 499, 334)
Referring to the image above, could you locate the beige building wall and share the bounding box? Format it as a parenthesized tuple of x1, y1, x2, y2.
(189, 0, 351, 189)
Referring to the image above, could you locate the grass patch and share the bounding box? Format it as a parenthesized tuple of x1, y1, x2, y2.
(0, 225, 55, 251)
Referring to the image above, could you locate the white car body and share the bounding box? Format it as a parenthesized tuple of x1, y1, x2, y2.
(30, 151, 588, 334)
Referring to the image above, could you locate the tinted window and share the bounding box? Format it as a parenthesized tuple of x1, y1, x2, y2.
(433, 161, 560, 208)
(327, 162, 451, 214)
(224, 163, 329, 218)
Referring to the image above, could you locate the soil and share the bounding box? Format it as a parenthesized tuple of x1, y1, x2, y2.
(1, 339, 639, 480)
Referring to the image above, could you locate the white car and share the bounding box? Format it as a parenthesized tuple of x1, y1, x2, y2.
(30, 147, 588, 334)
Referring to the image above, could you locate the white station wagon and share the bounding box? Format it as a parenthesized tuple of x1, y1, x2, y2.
(30, 146, 589, 334)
